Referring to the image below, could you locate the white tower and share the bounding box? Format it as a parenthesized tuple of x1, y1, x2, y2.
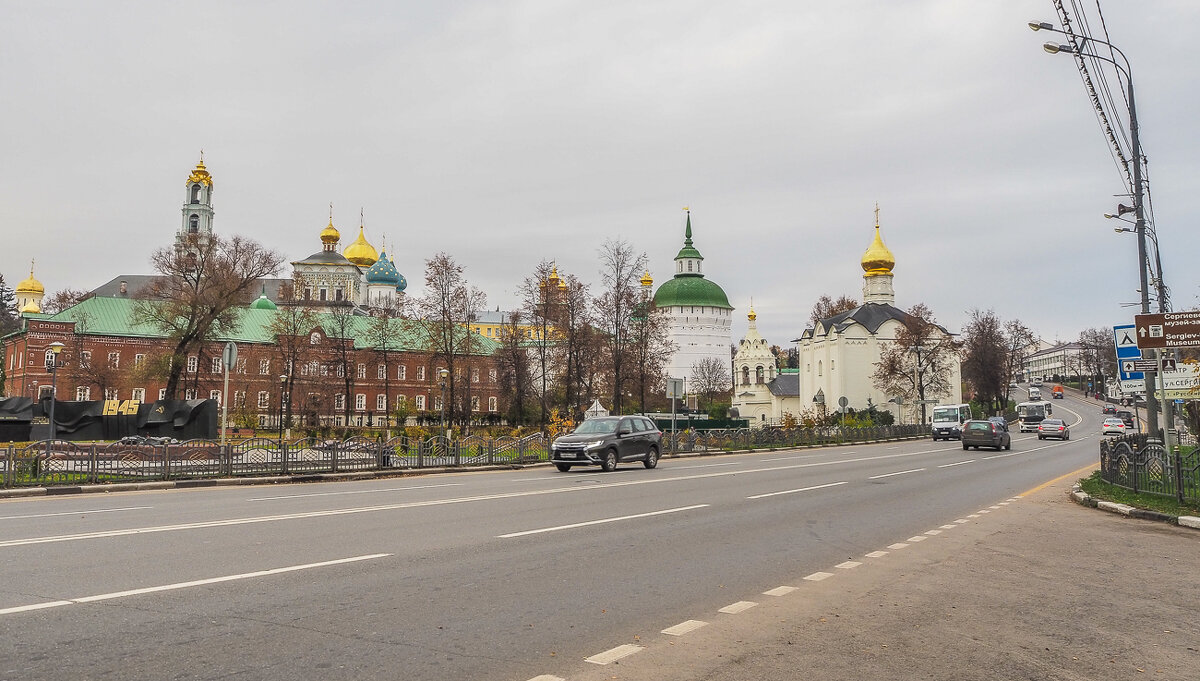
(176, 156, 214, 257)
(732, 303, 777, 426)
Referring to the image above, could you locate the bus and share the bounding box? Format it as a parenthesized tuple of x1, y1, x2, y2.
(931, 403, 973, 440)
(1017, 401, 1053, 432)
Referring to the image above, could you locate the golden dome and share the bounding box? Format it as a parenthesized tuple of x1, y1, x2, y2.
(861, 226, 895, 277)
(343, 226, 379, 266)
(20, 300, 41, 314)
(640, 270, 653, 287)
(747, 305, 756, 322)
(16, 261, 44, 295)
(186, 157, 213, 187)
(320, 217, 341, 245)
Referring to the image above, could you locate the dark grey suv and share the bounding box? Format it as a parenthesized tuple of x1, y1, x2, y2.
(550, 416, 662, 472)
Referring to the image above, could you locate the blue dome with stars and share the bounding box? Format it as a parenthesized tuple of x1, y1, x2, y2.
(364, 250, 401, 287)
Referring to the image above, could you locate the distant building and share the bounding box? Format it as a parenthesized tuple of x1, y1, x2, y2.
(652, 211, 733, 388)
(731, 305, 801, 426)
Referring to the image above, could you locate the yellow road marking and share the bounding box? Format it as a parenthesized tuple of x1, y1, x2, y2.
(1021, 463, 1097, 497)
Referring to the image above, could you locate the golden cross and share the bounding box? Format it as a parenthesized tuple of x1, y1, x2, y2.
(874, 202, 880, 226)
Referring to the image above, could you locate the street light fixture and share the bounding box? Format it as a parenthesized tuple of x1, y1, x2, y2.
(45, 342, 65, 451)
(438, 368, 449, 434)
(278, 374, 289, 442)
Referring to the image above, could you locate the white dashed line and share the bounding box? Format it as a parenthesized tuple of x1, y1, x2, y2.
(661, 620, 708, 636)
(989, 505, 1001, 509)
(977, 510, 991, 514)
(585, 644, 644, 665)
(907, 536, 928, 542)
(835, 561, 862, 569)
(497, 505, 709, 538)
(247, 483, 462, 501)
(967, 514, 981, 518)
(865, 551, 888, 558)
(924, 529, 942, 536)
(887, 542, 909, 550)
(0, 506, 152, 521)
(939, 524, 957, 530)
(526, 676, 565, 681)
(954, 519, 970, 524)
(804, 571, 835, 581)
(673, 462, 740, 469)
(719, 601, 758, 614)
(746, 480, 848, 500)
(937, 460, 975, 468)
(763, 586, 797, 596)
(868, 468, 925, 479)
(999, 501, 1010, 505)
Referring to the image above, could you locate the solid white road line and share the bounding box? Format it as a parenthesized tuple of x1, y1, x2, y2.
(586, 644, 644, 665)
(0, 506, 152, 521)
(662, 620, 708, 636)
(763, 586, 797, 596)
(247, 483, 462, 501)
(746, 480, 847, 500)
(804, 571, 834, 581)
(868, 468, 925, 479)
(497, 505, 709, 538)
(719, 601, 758, 614)
(0, 554, 391, 616)
(937, 460, 975, 468)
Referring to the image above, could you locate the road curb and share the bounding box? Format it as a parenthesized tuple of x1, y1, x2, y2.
(1069, 483, 1200, 530)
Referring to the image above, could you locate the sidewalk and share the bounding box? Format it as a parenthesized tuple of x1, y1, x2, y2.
(568, 469, 1200, 681)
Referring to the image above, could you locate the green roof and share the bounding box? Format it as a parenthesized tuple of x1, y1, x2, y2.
(674, 212, 704, 261)
(42, 297, 498, 354)
(653, 276, 732, 309)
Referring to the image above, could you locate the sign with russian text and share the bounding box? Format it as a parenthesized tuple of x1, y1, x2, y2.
(1134, 311, 1200, 349)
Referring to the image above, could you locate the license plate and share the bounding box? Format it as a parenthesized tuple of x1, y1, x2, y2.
(559, 452, 575, 458)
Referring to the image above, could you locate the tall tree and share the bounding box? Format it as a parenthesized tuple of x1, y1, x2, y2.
(494, 309, 533, 426)
(960, 309, 1008, 414)
(134, 234, 283, 398)
(871, 303, 958, 424)
(629, 285, 673, 414)
(325, 303, 358, 427)
(594, 239, 647, 415)
(810, 294, 858, 327)
(690, 356, 731, 412)
(42, 288, 92, 315)
(1077, 327, 1116, 396)
(520, 260, 562, 428)
(558, 274, 598, 418)
(268, 303, 319, 430)
(0, 274, 19, 335)
(415, 253, 486, 428)
(1002, 320, 1036, 396)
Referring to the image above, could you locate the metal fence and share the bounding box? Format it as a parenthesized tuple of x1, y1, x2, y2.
(1099, 434, 1200, 505)
(2, 424, 929, 490)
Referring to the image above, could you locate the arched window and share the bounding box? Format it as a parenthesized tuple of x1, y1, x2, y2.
(755, 366, 764, 384)
(189, 215, 199, 233)
(741, 366, 750, 385)
(818, 360, 823, 376)
(190, 184, 201, 203)
(687, 261, 693, 272)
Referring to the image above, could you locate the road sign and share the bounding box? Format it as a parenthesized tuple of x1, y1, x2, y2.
(665, 377, 685, 399)
(1114, 324, 1144, 392)
(1124, 358, 1175, 373)
(1134, 312, 1200, 349)
(222, 342, 238, 371)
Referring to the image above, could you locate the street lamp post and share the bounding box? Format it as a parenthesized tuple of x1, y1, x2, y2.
(278, 374, 288, 442)
(1033, 20, 1164, 437)
(438, 368, 449, 436)
(45, 342, 65, 452)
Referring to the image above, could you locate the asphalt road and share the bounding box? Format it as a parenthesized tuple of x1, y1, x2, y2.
(1, 396, 1108, 681)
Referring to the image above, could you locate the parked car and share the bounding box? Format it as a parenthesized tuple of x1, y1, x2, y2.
(961, 419, 1011, 451)
(1101, 418, 1128, 435)
(550, 416, 662, 472)
(1037, 418, 1070, 440)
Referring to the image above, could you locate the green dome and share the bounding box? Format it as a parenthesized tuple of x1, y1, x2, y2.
(653, 276, 732, 309)
(249, 284, 277, 310)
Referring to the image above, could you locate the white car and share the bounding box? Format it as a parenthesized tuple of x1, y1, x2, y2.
(1101, 418, 1128, 435)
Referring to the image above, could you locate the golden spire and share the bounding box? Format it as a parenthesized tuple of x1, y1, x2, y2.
(186, 153, 213, 187)
(320, 206, 340, 246)
(861, 203, 895, 276)
(16, 259, 44, 295)
(640, 269, 653, 287)
(747, 298, 756, 322)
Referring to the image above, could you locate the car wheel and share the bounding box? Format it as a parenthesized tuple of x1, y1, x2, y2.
(962, 443, 969, 450)
(1065, 433, 1070, 440)
(554, 463, 572, 472)
(932, 436, 939, 441)
(600, 449, 618, 472)
(1005, 441, 1011, 451)
(643, 447, 659, 469)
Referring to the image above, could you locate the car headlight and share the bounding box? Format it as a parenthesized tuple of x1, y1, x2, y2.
(584, 440, 607, 449)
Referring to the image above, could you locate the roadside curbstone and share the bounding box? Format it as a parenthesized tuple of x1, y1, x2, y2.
(1180, 516, 1200, 529)
(1070, 483, 1199, 531)
(1096, 500, 1136, 516)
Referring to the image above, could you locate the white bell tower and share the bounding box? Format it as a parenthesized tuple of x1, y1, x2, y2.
(176, 155, 215, 256)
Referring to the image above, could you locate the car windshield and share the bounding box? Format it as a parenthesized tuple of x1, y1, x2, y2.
(932, 407, 959, 422)
(572, 419, 618, 434)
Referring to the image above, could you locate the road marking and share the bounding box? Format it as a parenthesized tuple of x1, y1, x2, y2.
(924, 529, 942, 536)
(526, 676, 565, 681)
(907, 536, 927, 542)
(999, 502, 1010, 506)
(763, 586, 797, 596)
(0, 554, 391, 616)
(864, 551, 888, 558)
(673, 462, 740, 469)
(247, 483, 462, 501)
(586, 644, 644, 665)
(0, 506, 152, 521)
(804, 571, 834, 581)
(937, 460, 974, 468)
(954, 519, 969, 524)
(887, 542, 909, 550)
(497, 505, 709, 538)
(989, 505, 1001, 509)
(835, 561, 861, 569)
(966, 514, 980, 518)
(760, 454, 824, 462)
(977, 509, 990, 514)
(719, 601, 758, 614)
(1021, 464, 1097, 497)
(662, 620, 708, 635)
(746, 480, 848, 500)
(868, 468, 925, 480)
(939, 524, 957, 530)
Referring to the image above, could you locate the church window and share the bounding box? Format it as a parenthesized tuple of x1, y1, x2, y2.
(818, 361, 823, 376)
(471, 396, 480, 412)
(415, 395, 425, 410)
(105, 388, 119, 400)
(258, 391, 271, 409)
(417, 366, 425, 381)
(357, 363, 366, 379)
(304, 288, 312, 301)
(210, 390, 221, 404)
(489, 369, 497, 383)
(336, 363, 345, 378)
(334, 394, 346, 410)
(75, 386, 91, 401)
(398, 365, 407, 380)
(377, 364, 386, 379)
(376, 394, 386, 411)
(319, 289, 327, 301)
(132, 388, 146, 402)
(396, 394, 407, 409)
(742, 366, 750, 385)
(433, 395, 443, 410)
(190, 184, 201, 203)
(355, 394, 366, 410)
(80, 351, 91, 368)
(677, 262, 683, 273)
(755, 366, 764, 384)
(211, 357, 222, 373)
(489, 396, 497, 412)
(335, 288, 344, 301)
(687, 261, 693, 272)
(471, 368, 480, 383)
(184, 388, 197, 400)
(187, 356, 198, 373)
(233, 391, 245, 408)
(189, 215, 199, 233)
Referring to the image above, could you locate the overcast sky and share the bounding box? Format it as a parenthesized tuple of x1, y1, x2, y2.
(3, 1, 1197, 348)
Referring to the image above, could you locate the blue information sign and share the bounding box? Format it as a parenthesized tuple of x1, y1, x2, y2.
(1114, 324, 1144, 388)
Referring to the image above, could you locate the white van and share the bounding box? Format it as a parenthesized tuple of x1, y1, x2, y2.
(931, 403, 972, 440)
(1029, 386, 1042, 401)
